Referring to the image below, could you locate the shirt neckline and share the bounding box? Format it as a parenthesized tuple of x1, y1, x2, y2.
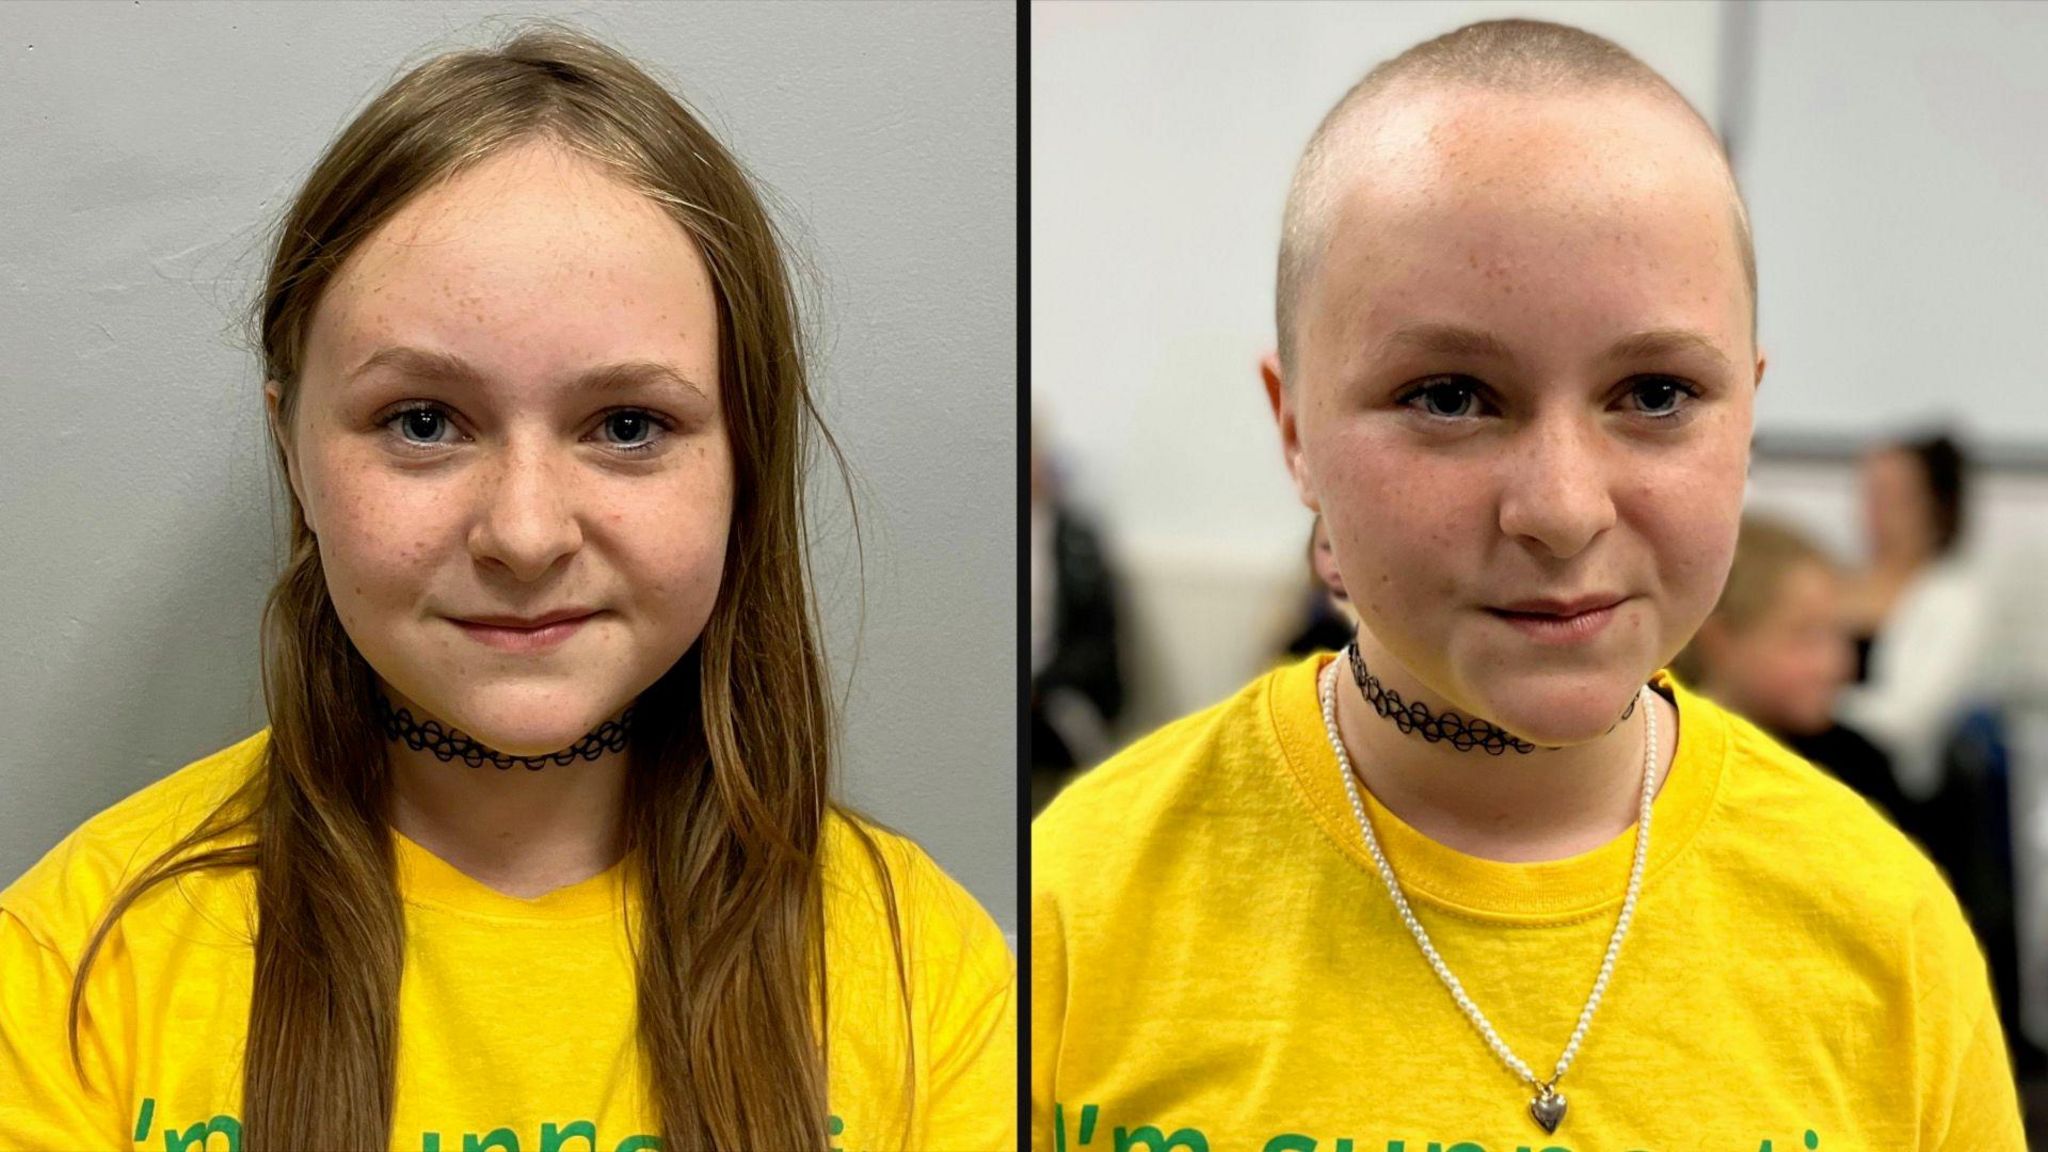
(1272, 654, 1727, 924)
(392, 827, 629, 923)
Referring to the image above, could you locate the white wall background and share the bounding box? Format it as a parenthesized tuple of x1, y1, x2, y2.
(0, 1, 1017, 934)
(1744, 1, 2048, 445)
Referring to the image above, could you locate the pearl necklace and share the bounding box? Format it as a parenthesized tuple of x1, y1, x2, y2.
(1317, 650, 1658, 1134)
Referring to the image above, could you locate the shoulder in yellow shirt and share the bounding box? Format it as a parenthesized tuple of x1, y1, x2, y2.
(1033, 654, 2024, 1152)
(1, 730, 1015, 1151)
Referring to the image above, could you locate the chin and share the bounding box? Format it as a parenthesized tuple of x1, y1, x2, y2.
(1776, 707, 1834, 740)
(476, 729, 593, 757)
(436, 700, 616, 757)
(1476, 709, 1602, 750)
(1467, 669, 1649, 749)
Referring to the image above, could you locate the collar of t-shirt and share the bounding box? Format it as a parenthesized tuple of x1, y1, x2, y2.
(393, 828, 630, 923)
(1270, 657, 1727, 924)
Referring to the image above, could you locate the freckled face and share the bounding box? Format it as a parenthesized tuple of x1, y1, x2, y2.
(270, 140, 732, 755)
(1284, 89, 1760, 744)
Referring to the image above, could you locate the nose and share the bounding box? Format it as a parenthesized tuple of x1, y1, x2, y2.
(466, 438, 584, 582)
(1496, 414, 1617, 560)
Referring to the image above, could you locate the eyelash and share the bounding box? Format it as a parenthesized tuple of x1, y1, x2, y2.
(378, 402, 676, 456)
(1394, 375, 1702, 423)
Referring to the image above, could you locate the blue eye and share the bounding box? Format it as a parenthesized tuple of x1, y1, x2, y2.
(1626, 376, 1699, 419)
(599, 409, 669, 453)
(378, 403, 673, 456)
(1398, 377, 1487, 420)
(1395, 376, 1701, 425)
(385, 404, 461, 448)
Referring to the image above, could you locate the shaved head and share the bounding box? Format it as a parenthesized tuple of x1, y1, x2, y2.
(1276, 18, 1755, 375)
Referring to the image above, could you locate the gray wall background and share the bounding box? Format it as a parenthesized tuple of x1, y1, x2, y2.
(0, 1, 1017, 934)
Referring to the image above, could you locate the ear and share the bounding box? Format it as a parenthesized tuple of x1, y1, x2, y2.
(1261, 352, 1319, 513)
(1744, 349, 1768, 478)
(264, 382, 313, 533)
(1313, 536, 1349, 602)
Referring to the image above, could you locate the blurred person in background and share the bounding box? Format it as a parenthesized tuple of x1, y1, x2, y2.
(1837, 433, 1991, 806)
(1033, 17, 2023, 1149)
(1838, 432, 2038, 1080)
(1672, 514, 1909, 825)
(1280, 514, 1359, 658)
(1030, 427, 1127, 813)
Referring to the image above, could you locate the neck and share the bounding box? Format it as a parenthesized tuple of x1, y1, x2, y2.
(1330, 632, 1677, 863)
(380, 686, 632, 900)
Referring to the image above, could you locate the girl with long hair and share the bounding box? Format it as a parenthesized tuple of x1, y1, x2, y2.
(2, 22, 1012, 1151)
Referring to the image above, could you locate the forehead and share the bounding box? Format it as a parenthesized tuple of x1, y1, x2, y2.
(1304, 88, 1749, 370)
(305, 140, 717, 389)
(1864, 450, 1934, 499)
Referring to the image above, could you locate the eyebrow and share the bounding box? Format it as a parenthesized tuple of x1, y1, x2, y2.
(1380, 322, 1732, 372)
(1605, 328, 1733, 371)
(344, 345, 710, 402)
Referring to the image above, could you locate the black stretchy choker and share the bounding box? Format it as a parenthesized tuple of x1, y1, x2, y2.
(1343, 640, 1637, 756)
(372, 690, 634, 771)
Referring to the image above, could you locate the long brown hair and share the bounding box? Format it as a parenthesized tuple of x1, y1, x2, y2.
(68, 21, 896, 1149)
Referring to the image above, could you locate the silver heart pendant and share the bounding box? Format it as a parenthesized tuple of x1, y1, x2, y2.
(1529, 1089, 1567, 1134)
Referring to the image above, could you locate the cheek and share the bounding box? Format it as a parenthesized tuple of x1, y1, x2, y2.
(615, 458, 737, 634)
(631, 510, 728, 601)
(1756, 639, 1812, 691)
(305, 455, 447, 621)
(1775, 639, 1843, 721)
(1794, 630, 1850, 688)
(1723, 631, 1804, 699)
(1314, 433, 1475, 622)
(1631, 442, 1748, 622)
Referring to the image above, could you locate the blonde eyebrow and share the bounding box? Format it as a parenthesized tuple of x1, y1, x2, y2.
(1378, 323, 1731, 371)
(1382, 322, 1517, 362)
(345, 345, 710, 402)
(1603, 328, 1732, 371)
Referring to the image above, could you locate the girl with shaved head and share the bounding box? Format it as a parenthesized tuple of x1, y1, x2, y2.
(1034, 18, 2022, 1150)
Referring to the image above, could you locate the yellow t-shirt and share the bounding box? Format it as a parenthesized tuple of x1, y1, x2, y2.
(1, 730, 1015, 1151)
(1032, 654, 2024, 1151)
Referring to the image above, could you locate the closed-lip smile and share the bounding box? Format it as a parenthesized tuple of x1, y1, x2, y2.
(452, 608, 597, 630)
(448, 610, 598, 653)
(1484, 596, 1627, 646)
(1490, 595, 1624, 617)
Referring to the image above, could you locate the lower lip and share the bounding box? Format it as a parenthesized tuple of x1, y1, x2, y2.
(452, 614, 594, 652)
(1488, 602, 1622, 645)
